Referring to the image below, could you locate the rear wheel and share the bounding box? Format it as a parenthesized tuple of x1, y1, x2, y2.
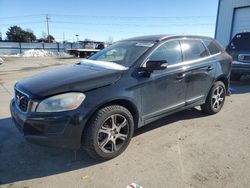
(201, 81, 226, 115)
(83, 105, 134, 160)
(230, 73, 241, 81)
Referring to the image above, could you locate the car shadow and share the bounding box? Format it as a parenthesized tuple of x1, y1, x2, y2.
(134, 108, 206, 136)
(0, 108, 206, 185)
(0, 117, 99, 185)
(230, 75, 250, 94)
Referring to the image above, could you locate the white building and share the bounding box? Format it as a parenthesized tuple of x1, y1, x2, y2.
(215, 0, 250, 47)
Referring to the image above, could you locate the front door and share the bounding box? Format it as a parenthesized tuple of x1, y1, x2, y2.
(140, 39, 187, 122)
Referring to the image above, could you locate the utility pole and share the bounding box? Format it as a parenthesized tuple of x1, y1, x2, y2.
(76, 34, 79, 48)
(46, 14, 50, 43)
(75, 34, 79, 42)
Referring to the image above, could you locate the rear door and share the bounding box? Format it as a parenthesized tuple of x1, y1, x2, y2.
(181, 39, 216, 105)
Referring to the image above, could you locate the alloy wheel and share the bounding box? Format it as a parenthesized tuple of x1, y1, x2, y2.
(212, 85, 225, 109)
(97, 114, 129, 153)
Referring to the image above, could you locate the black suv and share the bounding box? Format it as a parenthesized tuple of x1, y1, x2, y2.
(10, 35, 231, 160)
(226, 32, 250, 80)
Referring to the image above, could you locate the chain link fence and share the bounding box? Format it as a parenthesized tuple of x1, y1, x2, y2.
(0, 42, 75, 55)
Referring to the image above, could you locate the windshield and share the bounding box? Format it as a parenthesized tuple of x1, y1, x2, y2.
(88, 41, 154, 67)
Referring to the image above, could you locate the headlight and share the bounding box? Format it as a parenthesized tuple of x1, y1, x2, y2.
(36, 92, 85, 112)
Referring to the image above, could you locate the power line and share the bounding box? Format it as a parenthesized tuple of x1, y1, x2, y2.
(50, 20, 214, 27)
(0, 14, 216, 41)
(50, 14, 216, 20)
(0, 19, 215, 28)
(0, 14, 216, 21)
(0, 14, 45, 20)
(0, 21, 45, 27)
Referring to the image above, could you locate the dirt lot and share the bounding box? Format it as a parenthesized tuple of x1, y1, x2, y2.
(0, 57, 250, 188)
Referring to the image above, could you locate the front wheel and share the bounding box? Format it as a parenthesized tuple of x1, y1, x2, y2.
(201, 81, 226, 115)
(83, 105, 134, 160)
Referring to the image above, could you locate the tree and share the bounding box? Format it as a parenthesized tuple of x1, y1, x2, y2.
(6, 25, 36, 42)
(0, 31, 2, 41)
(38, 33, 55, 43)
(47, 34, 55, 43)
(38, 31, 46, 42)
(23, 29, 36, 42)
(6, 26, 23, 42)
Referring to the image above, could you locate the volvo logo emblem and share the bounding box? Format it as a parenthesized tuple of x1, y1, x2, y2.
(16, 95, 25, 106)
(238, 54, 244, 61)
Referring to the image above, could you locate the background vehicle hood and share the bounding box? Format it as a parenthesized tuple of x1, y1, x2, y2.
(16, 60, 126, 98)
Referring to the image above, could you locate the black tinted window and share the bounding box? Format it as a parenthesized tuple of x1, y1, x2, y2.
(229, 33, 250, 51)
(149, 40, 182, 65)
(181, 39, 208, 61)
(203, 39, 221, 55)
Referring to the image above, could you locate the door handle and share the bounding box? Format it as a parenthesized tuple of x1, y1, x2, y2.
(207, 66, 214, 71)
(176, 73, 186, 80)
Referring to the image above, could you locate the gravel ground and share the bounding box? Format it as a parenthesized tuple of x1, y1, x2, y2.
(0, 57, 250, 188)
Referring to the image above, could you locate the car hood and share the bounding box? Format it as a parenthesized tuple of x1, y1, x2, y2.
(16, 60, 128, 98)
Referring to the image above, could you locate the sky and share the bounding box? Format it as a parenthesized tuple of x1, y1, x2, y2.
(0, 0, 219, 42)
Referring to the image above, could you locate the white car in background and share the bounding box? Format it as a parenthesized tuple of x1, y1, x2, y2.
(0, 57, 4, 64)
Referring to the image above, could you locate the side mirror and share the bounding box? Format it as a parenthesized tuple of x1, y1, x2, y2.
(145, 60, 168, 71)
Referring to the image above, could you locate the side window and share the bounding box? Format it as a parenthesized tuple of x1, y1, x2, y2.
(203, 39, 221, 55)
(181, 39, 208, 61)
(149, 40, 182, 65)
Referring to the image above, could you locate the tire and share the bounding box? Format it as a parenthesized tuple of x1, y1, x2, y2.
(83, 105, 134, 160)
(201, 81, 226, 115)
(230, 73, 241, 81)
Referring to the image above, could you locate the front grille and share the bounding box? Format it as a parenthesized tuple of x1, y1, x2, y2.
(238, 54, 250, 63)
(15, 89, 29, 112)
(244, 55, 250, 61)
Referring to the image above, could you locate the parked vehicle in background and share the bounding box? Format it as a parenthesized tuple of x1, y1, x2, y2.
(67, 41, 105, 58)
(0, 57, 3, 64)
(10, 35, 232, 160)
(226, 32, 250, 81)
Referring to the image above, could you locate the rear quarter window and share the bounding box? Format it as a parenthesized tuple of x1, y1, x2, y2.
(181, 39, 208, 61)
(203, 39, 221, 55)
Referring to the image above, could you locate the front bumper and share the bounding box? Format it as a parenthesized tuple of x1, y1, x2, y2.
(10, 99, 87, 149)
(231, 61, 250, 74)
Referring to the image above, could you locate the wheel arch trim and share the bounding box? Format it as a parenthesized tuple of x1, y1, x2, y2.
(214, 75, 229, 92)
